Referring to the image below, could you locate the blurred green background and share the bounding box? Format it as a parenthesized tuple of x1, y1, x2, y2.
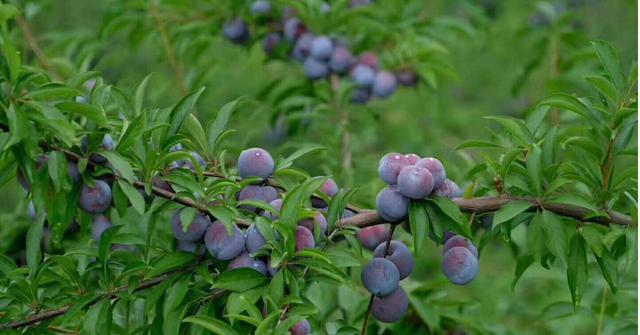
(0, 0, 636, 334)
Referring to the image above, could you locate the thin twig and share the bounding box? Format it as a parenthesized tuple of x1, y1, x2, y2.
(14, 15, 62, 81)
(150, 0, 188, 97)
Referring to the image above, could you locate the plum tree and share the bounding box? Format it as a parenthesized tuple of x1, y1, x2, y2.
(371, 287, 409, 323)
(91, 214, 111, 241)
(228, 252, 268, 275)
(442, 247, 479, 285)
(378, 153, 409, 185)
(397, 165, 434, 199)
(415, 157, 446, 189)
(356, 225, 390, 250)
(170, 210, 210, 242)
(373, 240, 415, 280)
(237, 147, 275, 181)
(443, 235, 478, 258)
(79, 180, 112, 214)
(375, 186, 409, 222)
(204, 221, 246, 260)
(295, 226, 315, 251)
(361, 258, 400, 296)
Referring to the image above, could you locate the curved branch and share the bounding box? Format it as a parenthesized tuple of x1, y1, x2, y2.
(339, 196, 634, 228)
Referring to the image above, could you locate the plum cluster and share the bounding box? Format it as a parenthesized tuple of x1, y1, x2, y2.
(375, 153, 461, 222)
(361, 240, 414, 323)
(222, 1, 419, 105)
(441, 234, 479, 285)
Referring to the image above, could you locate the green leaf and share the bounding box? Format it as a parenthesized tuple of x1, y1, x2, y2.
(493, 201, 532, 227)
(3, 37, 20, 81)
(594, 249, 619, 293)
(546, 194, 601, 214)
(163, 274, 191, 317)
(512, 254, 534, 290)
(429, 196, 469, 237)
(25, 83, 82, 100)
(181, 115, 209, 158)
(280, 176, 327, 228)
(409, 201, 428, 254)
(581, 225, 605, 257)
(566, 232, 588, 308)
(0, 4, 19, 24)
(146, 253, 194, 278)
(276, 144, 328, 170)
(212, 268, 268, 292)
(526, 144, 543, 195)
(26, 214, 44, 279)
(540, 210, 568, 265)
(134, 74, 153, 116)
(591, 40, 625, 91)
(117, 180, 146, 214)
(538, 94, 596, 122)
(56, 102, 107, 125)
(4, 104, 29, 150)
(208, 97, 243, 154)
(183, 316, 240, 335)
(528, 214, 546, 261)
(99, 151, 135, 183)
(455, 140, 503, 150)
(167, 87, 206, 137)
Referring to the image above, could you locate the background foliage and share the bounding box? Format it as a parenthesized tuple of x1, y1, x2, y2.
(0, 0, 637, 334)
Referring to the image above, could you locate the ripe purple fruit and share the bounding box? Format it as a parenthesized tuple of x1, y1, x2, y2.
(298, 212, 328, 236)
(176, 240, 205, 255)
(404, 153, 420, 165)
(373, 240, 415, 279)
(415, 157, 446, 189)
(27, 201, 36, 222)
(79, 180, 112, 214)
(303, 57, 329, 80)
(375, 186, 409, 222)
(295, 226, 315, 251)
(433, 179, 459, 199)
(283, 17, 306, 41)
(250, 0, 271, 16)
(442, 246, 479, 285)
(311, 178, 339, 208)
(329, 46, 353, 74)
(238, 148, 275, 181)
(356, 225, 389, 250)
(228, 252, 268, 275)
(310, 36, 333, 60)
(68, 161, 80, 183)
(171, 210, 210, 242)
(238, 185, 280, 211)
(378, 152, 409, 185)
(292, 33, 314, 61)
(397, 165, 434, 199)
(290, 320, 311, 335)
(245, 224, 266, 254)
(182, 151, 206, 171)
(223, 19, 250, 44)
(372, 71, 397, 98)
(361, 258, 400, 296)
(204, 221, 246, 260)
(92, 214, 111, 241)
(371, 286, 409, 323)
(351, 64, 375, 87)
(90, 134, 116, 163)
(443, 235, 478, 258)
(262, 198, 283, 220)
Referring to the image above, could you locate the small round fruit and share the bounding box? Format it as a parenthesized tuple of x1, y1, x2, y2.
(79, 180, 112, 214)
(442, 246, 479, 285)
(310, 36, 333, 60)
(351, 64, 376, 87)
(295, 226, 315, 251)
(171, 210, 210, 242)
(238, 148, 275, 181)
(304, 57, 329, 80)
(92, 214, 112, 241)
(357, 225, 389, 250)
(289, 320, 311, 335)
(443, 235, 478, 258)
(404, 153, 420, 165)
(204, 221, 246, 260)
(373, 240, 415, 279)
(372, 71, 397, 99)
(246, 224, 267, 254)
(375, 187, 409, 222)
(415, 157, 445, 189)
(298, 212, 327, 237)
(371, 287, 409, 323)
(223, 19, 250, 44)
(397, 165, 434, 200)
(228, 252, 268, 275)
(361, 258, 400, 296)
(378, 153, 409, 185)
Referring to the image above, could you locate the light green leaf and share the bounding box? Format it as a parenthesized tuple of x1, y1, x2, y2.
(493, 201, 532, 227)
(117, 180, 145, 214)
(183, 316, 239, 335)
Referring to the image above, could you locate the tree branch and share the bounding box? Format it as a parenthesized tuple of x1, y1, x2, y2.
(14, 15, 63, 81)
(150, 0, 188, 97)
